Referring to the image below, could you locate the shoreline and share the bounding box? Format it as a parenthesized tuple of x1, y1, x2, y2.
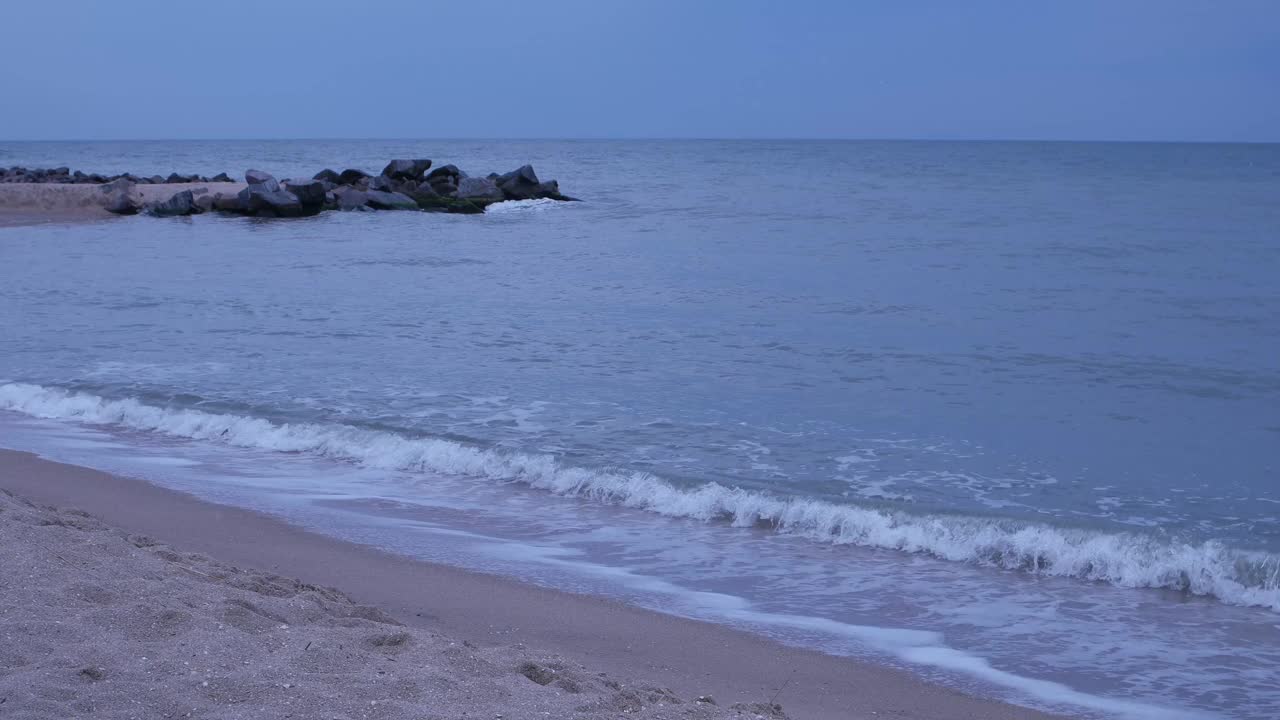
(0, 447, 1064, 720)
(0, 161, 573, 220)
(0, 182, 246, 227)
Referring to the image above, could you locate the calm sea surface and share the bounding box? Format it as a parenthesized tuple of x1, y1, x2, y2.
(2, 140, 1278, 719)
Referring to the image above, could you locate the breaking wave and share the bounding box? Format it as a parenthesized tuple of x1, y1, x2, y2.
(484, 197, 567, 214)
(2, 381, 1277, 612)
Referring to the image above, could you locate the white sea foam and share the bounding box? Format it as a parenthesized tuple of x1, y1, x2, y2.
(492, 542, 1208, 719)
(2, 381, 1277, 612)
(484, 198, 565, 214)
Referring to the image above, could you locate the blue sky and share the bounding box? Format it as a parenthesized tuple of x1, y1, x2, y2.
(1, 0, 1275, 141)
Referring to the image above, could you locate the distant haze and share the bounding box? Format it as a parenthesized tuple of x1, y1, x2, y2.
(1, 0, 1276, 142)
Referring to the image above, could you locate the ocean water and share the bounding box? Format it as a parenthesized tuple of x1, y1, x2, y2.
(1, 139, 1278, 719)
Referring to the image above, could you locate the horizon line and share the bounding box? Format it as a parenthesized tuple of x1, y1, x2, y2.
(2, 136, 1277, 146)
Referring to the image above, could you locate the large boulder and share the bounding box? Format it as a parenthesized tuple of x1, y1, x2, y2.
(212, 192, 246, 212)
(332, 186, 369, 211)
(283, 178, 327, 210)
(146, 190, 200, 217)
(409, 181, 438, 198)
(430, 181, 458, 197)
(98, 177, 132, 193)
(313, 168, 342, 184)
(497, 164, 538, 185)
(364, 190, 419, 210)
(99, 178, 143, 215)
(415, 196, 489, 214)
(381, 158, 432, 181)
(496, 164, 542, 200)
(244, 169, 280, 191)
(533, 180, 577, 200)
(211, 172, 233, 182)
(368, 175, 398, 193)
(425, 164, 465, 182)
(456, 176, 504, 201)
(337, 168, 370, 186)
(238, 185, 305, 217)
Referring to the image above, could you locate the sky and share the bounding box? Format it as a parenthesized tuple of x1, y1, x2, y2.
(0, 0, 1276, 142)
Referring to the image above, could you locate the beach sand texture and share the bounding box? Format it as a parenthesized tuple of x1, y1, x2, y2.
(0, 183, 245, 226)
(0, 449, 1063, 720)
(0, 485, 779, 720)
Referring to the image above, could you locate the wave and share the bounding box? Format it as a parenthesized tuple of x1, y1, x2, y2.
(485, 198, 566, 214)
(2, 381, 1277, 612)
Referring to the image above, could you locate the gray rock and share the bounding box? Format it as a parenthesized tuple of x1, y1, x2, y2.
(99, 177, 133, 193)
(425, 164, 465, 181)
(337, 168, 370, 185)
(380, 159, 433, 181)
(244, 169, 279, 191)
(283, 178, 327, 209)
(497, 164, 539, 186)
(429, 180, 458, 197)
(364, 190, 418, 210)
(238, 185, 305, 217)
(212, 193, 246, 212)
(194, 194, 215, 213)
(369, 175, 397, 193)
(381, 160, 412, 179)
(146, 190, 200, 217)
(211, 172, 233, 182)
(456, 176, 505, 201)
(529, 179, 576, 201)
(332, 186, 369, 211)
(409, 182, 439, 201)
(148, 175, 165, 185)
(497, 164, 543, 200)
(100, 179, 143, 215)
(313, 168, 342, 184)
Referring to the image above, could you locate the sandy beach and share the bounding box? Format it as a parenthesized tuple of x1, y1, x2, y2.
(0, 183, 245, 226)
(0, 448, 1063, 720)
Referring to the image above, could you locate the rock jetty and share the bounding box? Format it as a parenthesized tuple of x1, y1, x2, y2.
(0, 167, 228, 185)
(2, 159, 577, 218)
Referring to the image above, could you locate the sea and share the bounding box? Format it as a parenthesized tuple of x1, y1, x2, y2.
(1, 139, 1277, 719)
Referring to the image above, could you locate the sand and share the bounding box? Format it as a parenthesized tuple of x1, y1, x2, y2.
(0, 183, 246, 226)
(0, 450, 1066, 720)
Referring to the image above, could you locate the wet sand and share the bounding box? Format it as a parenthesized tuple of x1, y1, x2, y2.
(0, 183, 245, 226)
(0, 448, 1065, 719)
